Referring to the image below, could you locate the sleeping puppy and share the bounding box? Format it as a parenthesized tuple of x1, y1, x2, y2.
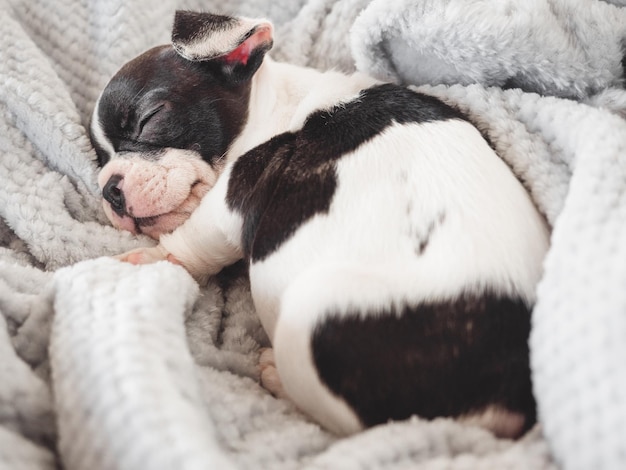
(90, 11, 550, 438)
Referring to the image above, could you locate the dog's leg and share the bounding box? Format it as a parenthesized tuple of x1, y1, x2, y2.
(115, 244, 181, 265)
(117, 168, 244, 282)
(270, 263, 533, 438)
(270, 265, 374, 436)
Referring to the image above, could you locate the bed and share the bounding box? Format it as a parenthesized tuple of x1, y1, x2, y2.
(1, 0, 626, 468)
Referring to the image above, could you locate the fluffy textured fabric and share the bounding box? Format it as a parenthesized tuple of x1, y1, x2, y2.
(1, 0, 625, 469)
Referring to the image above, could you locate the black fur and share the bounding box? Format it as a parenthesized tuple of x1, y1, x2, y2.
(311, 293, 536, 432)
(226, 84, 468, 262)
(91, 45, 250, 167)
(172, 11, 237, 44)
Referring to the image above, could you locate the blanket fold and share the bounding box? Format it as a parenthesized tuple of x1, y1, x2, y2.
(1, 0, 625, 469)
(351, 0, 626, 99)
(51, 259, 236, 470)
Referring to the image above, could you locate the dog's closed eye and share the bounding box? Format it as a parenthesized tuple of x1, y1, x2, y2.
(138, 104, 165, 137)
(136, 102, 178, 145)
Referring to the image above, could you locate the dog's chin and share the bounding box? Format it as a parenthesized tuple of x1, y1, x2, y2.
(104, 206, 188, 239)
(103, 188, 206, 239)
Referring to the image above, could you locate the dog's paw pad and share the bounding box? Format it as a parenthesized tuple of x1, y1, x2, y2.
(261, 365, 288, 399)
(258, 347, 276, 368)
(126, 251, 148, 264)
(258, 348, 288, 399)
(114, 246, 169, 265)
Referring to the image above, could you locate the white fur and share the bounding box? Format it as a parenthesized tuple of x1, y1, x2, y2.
(125, 55, 550, 437)
(226, 57, 380, 161)
(174, 16, 273, 62)
(90, 96, 116, 159)
(247, 120, 548, 340)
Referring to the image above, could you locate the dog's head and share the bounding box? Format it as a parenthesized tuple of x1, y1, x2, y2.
(90, 11, 273, 238)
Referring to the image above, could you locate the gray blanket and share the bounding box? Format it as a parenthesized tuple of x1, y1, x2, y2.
(2, 0, 626, 469)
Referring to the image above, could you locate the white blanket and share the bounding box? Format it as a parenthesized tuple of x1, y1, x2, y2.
(1, 0, 626, 469)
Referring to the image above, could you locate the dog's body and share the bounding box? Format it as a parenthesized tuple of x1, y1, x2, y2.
(90, 11, 550, 438)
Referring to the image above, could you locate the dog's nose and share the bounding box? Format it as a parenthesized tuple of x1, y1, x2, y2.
(102, 175, 126, 216)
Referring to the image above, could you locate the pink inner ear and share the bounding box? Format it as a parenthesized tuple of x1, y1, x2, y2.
(223, 24, 272, 66)
(224, 42, 252, 65)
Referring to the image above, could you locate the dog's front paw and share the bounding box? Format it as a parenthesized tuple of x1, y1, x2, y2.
(258, 348, 289, 399)
(114, 245, 181, 266)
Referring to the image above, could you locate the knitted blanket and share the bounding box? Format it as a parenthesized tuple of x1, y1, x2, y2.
(1, 0, 625, 469)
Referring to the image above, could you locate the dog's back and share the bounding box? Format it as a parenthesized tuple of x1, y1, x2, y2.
(224, 83, 548, 437)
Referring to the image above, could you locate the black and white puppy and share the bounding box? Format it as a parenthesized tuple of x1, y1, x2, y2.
(90, 11, 550, 438)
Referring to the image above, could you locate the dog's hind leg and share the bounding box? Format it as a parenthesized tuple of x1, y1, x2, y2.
(271, 264, 535, 438)
(270, 265, 400, 436)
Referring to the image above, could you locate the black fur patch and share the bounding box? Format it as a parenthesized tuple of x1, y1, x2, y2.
(226, 84, 468, 262)
(91, 45, 250, 167)
(172, 11, 237, 45)
(311, 293, 536, 432)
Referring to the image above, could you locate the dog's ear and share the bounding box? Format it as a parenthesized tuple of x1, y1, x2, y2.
(172, 11, 273, 85)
